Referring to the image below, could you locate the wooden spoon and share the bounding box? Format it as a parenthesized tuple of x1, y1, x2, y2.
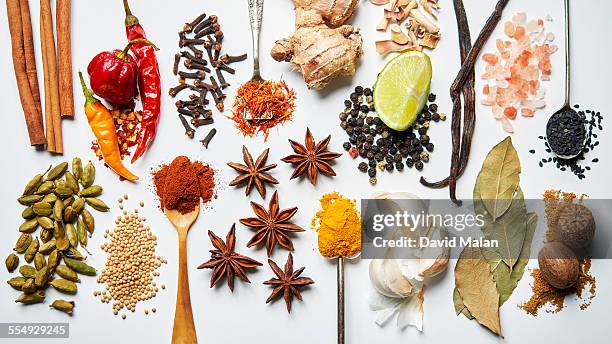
(166, 205, 199, 344)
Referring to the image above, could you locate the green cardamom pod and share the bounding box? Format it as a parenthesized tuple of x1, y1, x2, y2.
(64, 247, 83, 260)
(5, 253, 19, 272)
(54, 186, 74, 199)
(66, 223, 78, 248)
(41, 193, 58, 204)
(56, 237, 70, 252)
(46, 162, 68, 181)
(72, 157, 83, 181)
(53, 199, 64, 221)
(81, 210, 95, 236)
(55, 265, 80, 282)
(48, 250, 60, 272)
(81, 161, 95, 188)
(19, 265, 36, 278)
(49, 278, 78, 294)
(32, 202, 52, 216)
(34, 266, 50, 288)
(63, 196, 75, 207)
(77, 221, 88, 248)
(40, 228, 53, 243)
(37, 217, 54, 230)
(15, 290, 45, 304)
(18, 219, 38, 233)
(72, 198, 85, 214)
(80, 185, 103, 197)
(8, 277, 27, 290)
(39, 240, 57, 255)
(35, 181, 55, 195)
(34, 252, 46, 270)
(15, 233, 33, 253)
(50, 299, 75, 315)
(21, 207, 35, 220)
(24, 237, 39, 262)
(63, 206, 77, 223)
(54, 179, 67, 189)
(21, 278, 37, 293)
(17, 194, 43, 205)
(65, 172, 79, 194)
(64, 257, 96, 276)
(22, 171, 46, 196)
(54, 221, 65, 238)
(85, 197, 109, 212)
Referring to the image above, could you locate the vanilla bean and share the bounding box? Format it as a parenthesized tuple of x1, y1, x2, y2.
(200, 128, 217, 148)
(173, 53, 181, 75)
(178, 114, 195, 138)
(220, 53, 247, 64)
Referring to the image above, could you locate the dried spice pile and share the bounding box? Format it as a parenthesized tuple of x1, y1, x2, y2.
(91, 110, 141, 161)
(530, 104, 604, 179)
(152, 156, 215, 213)
(312, 192, 361, 259)
(340, 86, 444, 185)
(230, 80, 296, 140)
(169, 12, 246, 147)
(8, 159, 104, 314)
(95, 196, 166, 318)
(519, 189, 596, 315)
(480, 12, 557, 133)
(373, 0, 442, 54)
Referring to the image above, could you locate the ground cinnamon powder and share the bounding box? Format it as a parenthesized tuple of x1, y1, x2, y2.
(152, 156, 215, 214)
(520, 189, 596, 315)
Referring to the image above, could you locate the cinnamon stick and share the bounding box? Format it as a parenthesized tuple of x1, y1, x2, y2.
(57, 0, 74, 118)
(40, 3, 55, 152)
(40, 0, 63, 153)
(19, 0, 42, 116)
(6, 0, 45, 146)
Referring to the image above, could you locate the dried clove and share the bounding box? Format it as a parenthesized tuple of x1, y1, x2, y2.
(193, 79, 216, 91)
(203, 40, 215, 64)
(213, 43, 222, 61)
(191, 118, 214, 128)
(173, 53, 181, 75)
(184, 13, 207, 33)
(215, 69, 230, 89)
(187, 44, 204, 59)
(178, 107, 198, 118)
(180, 51, 208, 66)
(200, 128, 217, 148)
(194, 15, 217, 34)
(178, 114, 195, 138)
(219, 53, 247, 64)
(185, 60, 211, 73)
(194, 23, 221, 39)
(176, 99, 198, 108)
(178, 71, 207, 80)
(215, 61, 235, 75)
(169, 84, 196, 97)
(181, 38, 206, 46)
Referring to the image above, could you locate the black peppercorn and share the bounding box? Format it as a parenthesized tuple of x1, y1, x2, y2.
(429, 104, 438, 112)
(415, 161, 424, 171)
(358, 162, 368, 172)
(339, 112, 348, 121)
(428, 93, 436, 102)
(395, 162, 404, 171)
(343, 142, 351, 151)
(368, 168, 377, 177)
(344, 100, 352, 108)
(385, 163, 394, 172)
(360, 105, 369, 113)
(364, 88, 372, 96)
(350, 93, 358, 102)
(418, 127, 427, 135)
(432, 113, 440, 122)
(355, 86, 364, 95)
(426, 143, 434, 152)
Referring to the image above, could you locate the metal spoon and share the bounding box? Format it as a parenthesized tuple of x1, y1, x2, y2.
(546, 0, 586, 159)
(244, 0, 271, 120)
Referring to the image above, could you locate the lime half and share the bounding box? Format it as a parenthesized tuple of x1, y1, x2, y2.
(373, 51, 432, 131)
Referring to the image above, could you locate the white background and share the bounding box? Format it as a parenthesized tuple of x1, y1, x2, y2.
(1, 0, 611, 343)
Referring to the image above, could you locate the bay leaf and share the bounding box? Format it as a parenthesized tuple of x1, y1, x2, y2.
(477, 137, 521, 222)
(492, 213, 538, 306)
(481, 187, 527, 270)
(453, 287, 474, 319)
(455, 246, 502, 337)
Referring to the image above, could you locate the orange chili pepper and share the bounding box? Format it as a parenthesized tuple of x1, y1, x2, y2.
(78, 72, 138, 181)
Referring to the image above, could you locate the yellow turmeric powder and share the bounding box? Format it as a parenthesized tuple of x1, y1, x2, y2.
(312, 192, 361, 258)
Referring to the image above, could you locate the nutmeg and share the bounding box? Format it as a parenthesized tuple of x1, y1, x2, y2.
(553, 203, 595, 250)
(538, 242, 579, 289)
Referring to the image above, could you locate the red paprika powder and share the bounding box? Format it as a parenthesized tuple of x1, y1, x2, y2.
(153, 156, 215, 214)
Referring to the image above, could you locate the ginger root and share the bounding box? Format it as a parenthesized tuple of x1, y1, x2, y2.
(271, 0, 363, 90)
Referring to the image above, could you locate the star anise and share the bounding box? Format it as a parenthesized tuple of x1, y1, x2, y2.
(239, 190, 304, 257)
(228, 146, 278, 198)
(281, 128, 342, 185)
(263, 253, 314, 313)
(197, 224, 262, 292)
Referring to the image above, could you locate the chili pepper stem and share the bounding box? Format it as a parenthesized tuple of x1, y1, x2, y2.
(78, 72, 97, 105)
(122, 0, 139, 26)
(117, 39, 160, 60)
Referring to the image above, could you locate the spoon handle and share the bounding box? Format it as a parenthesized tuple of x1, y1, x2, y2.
(172, 229, 197, 344)
(563, 0, 571, 108)
(248, 0, 264, 79)
(337, 256, 345, 344)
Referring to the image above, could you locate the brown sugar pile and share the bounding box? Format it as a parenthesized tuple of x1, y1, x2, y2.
(152, 156, 215, 213)
(520, 189, 596, 316)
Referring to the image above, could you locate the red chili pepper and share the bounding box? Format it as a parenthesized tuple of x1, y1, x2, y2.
(122, 0, 162, 163)
(87, 39, 155, 105)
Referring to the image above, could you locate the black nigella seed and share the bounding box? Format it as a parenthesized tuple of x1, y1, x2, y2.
(529, 149, 535, 154)
(342, 142, 351, 151)
(358, 162, 368, 172)
(539, 161, 543, 167)
(592, 158, 599, 163)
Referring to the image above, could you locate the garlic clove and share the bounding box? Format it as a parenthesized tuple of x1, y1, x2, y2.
(390, 24, 410, 45)
(369, 260, 400, 298)
(396, 285, 425, 331)
(418, 227, 450, 278)
(383, 259, 415, 297)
